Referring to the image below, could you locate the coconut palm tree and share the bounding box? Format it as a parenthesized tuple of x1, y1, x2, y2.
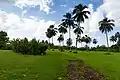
(62, 13, 77, 50)
(48, 25, 57, 45)
(66, 38, 72, 48)
(115, 32, 120, 52)
(74, 27, 84, 49)
(57, 34, 64, 46)
(84, 35, 91, 48)
(73, 4, 90, 51)
(58, 22, 67, 46)
(93, 39, 98, 47)
(73, 4, 90, 25)
(45, 28, 52, 44)
(99, 17, 115, 52)
(110, 35, 117, 45)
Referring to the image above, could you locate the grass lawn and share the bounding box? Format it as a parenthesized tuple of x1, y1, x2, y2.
(0, 50, 120, 80)
(64, 51, 120, 80)
(0, 50, 71, 80)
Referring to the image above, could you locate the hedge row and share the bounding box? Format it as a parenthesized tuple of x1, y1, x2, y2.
(11, 38, 48, 55)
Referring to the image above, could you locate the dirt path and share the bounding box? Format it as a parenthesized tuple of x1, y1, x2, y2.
(67, 59, 108, 80)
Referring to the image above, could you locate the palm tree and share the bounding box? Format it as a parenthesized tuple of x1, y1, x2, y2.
(115, 32, 120, 52)
(48, 25, 57, 45)
(73, 4, 90, 51)
(93, 39, 98, 47)
(62, 13, 77, 50)
(57, 34, 64, 46)
(110, 35, 117, 45)
(46, 28, 52, 44)
(66, 38, 72, 48)
(99, 17, 115, 52)
(58, 22, 67, 46)
(84, 35, 91, 48)
(74, 27, 84, 49)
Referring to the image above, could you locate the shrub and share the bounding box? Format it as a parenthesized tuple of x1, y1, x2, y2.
(11, 38, 48, 55)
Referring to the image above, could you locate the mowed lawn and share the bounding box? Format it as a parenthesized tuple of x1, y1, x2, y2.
(64, 51, 120, 80)
(0, 50, 71, 80)
(0, 50, 120, 80)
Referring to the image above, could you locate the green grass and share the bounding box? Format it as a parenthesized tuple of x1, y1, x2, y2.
(0, 50, 120, 80)
(64, 51, 120, 80)
(0, 50, 71, 80)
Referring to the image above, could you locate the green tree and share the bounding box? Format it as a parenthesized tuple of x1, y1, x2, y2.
(115, 32, 120, 52)
(58, 22, 67, 46)
(62, 13, 77, 50)
(57, 34, 64, 46)
(0, 31, 9, 49)
(84, 35, 91, 48)
(74, 27, 84, 49)
(99, 18, 115, 52)
(110, 35, 117, 45)
(46, 25, 57, 45)
(93, 39, 98, 47)
(73, 4, 90, 51)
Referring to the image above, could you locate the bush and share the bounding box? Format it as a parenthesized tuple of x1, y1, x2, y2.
(11, 38, 48, 55)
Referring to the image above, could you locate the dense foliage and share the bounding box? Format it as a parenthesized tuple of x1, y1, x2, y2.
(11, 38, 48, 55)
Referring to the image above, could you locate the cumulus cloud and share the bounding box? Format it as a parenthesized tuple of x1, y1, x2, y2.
(0, 10, 56, 41)
(11, 0, 53, 14)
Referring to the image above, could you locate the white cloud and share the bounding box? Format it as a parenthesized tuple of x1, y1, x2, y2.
(0, 10, 56, 41)
(12, 0, 53, 14)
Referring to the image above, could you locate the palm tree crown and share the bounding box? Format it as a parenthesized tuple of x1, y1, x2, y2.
(99, 18, 115, 33)
(73, 4, 90, 23)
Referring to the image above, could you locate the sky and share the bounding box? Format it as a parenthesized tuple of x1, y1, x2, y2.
(0, 0, 120, 47)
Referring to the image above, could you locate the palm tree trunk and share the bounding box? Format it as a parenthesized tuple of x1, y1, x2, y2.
(62, 33, 64, 46)
(105, 31, 110, 52)
(49, 38, 50, 44)
(76, 36, 78, 52)
(69, 27, 71, 51)
(52, 37, 53, 44)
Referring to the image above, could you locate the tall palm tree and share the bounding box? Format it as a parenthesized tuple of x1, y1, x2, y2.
(58, 22, 67, 46)
(93, 39, 98, 47)
(84, 35, 91, 48)
(110, 35, 117, 45)
(74, 27, 84, 48)
(115, 32, 120, 52)
(73, 4, 90, 50)
(46, 28, 52, 44)
(62, 13, 77, 50)
(57, 34, 64, 46)
(99, 17, 115, 52)
(48, 25, 57, 45)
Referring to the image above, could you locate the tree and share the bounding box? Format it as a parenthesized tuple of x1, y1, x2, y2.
(62, 13, 77, 50)
(57, 34, 64, 46)
(46, 28, 52, 44)
(110, 35, 117, 45)
(58, 22, 67, 46)
(99, 18, 115, 52)
(47, 25, 57, 45)
(74, 27, 84, 49)
(66, 38, 72, 48)
(115, 32, 120, 52)
(93, 39, 98, 47)
(0, 31, 9, 49)
(84, 35, 91, 48)
(73, 4, 90, 51)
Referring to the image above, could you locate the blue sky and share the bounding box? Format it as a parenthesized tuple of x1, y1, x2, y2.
(0, 0, 120, 46)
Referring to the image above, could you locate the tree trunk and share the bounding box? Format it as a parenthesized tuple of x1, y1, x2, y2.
(52, 37, 53, 44)
(62, 33, 64, 46)
(69, 27, 71, 51)
(76, 36, 78, 52)
(105, 31, 110, 52)
(49, 38, 50, 44)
